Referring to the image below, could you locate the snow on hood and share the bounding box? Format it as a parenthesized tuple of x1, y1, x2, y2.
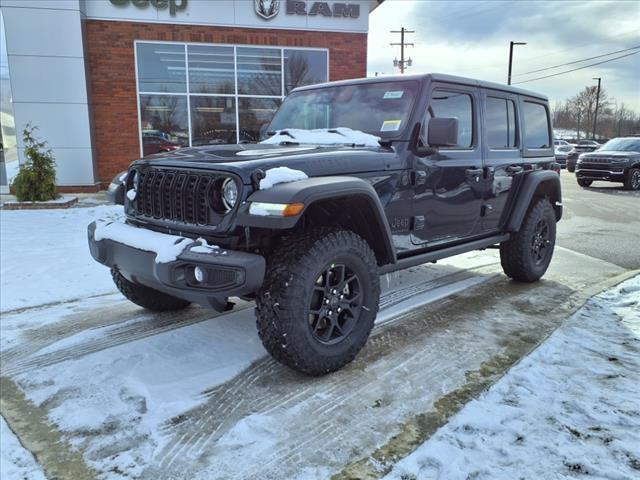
(260, 127, 381, 148)
(259, 166, 308, 190)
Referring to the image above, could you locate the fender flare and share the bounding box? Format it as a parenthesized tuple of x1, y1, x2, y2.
(505, 170, 562, 232)
(234, 176, 397, 265)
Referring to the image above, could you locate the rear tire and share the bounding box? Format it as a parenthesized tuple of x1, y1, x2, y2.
(111, 268, 191, 312)
(577, 178, 592, 187)
(500, 198, 556, 282)
(624, 168, 640, 191)
(256, 229, 380, 376)
(567, 165, 575, 173)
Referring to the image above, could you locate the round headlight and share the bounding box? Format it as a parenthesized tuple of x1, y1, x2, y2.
(221, 178, 238, 211)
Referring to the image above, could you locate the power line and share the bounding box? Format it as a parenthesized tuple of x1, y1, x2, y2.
(513, 46, 640, 77)
(513, 51, 640, 84)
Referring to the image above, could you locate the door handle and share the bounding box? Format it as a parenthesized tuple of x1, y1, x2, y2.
(506, 165, 524, 174)
(465, 168, 483, 176)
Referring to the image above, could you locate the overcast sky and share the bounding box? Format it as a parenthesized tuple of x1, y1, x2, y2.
(367, 0, 640, 111)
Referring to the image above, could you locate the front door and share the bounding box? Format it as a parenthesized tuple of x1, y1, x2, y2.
(411, 85, 484, 246)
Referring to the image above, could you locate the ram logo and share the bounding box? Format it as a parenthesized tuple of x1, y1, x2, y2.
(255, 0, 280, 19)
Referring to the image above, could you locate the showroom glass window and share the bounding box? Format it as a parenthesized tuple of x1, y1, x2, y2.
(135, 42, 328, 154)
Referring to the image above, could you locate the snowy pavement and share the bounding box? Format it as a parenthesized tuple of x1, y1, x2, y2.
(0, 203, 638, 479)
(384, 275, 640, 480)
(0, 205, 123, 312)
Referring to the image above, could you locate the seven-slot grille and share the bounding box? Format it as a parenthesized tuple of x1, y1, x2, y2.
(131, 168, 221, 225)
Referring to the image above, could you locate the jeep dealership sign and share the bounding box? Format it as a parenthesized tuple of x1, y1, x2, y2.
(87, 0, 371, 32)
(109, 0, 188, 16)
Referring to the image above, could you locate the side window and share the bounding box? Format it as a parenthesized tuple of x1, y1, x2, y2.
(485, 97, 517, 148)
(428, 90, 474, 148)
(523, 101, 551, 149)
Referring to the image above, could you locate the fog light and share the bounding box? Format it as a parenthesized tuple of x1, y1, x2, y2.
(194, 266, 205, 283)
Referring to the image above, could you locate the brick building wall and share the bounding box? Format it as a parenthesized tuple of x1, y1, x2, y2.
(84, 20, 368, 186)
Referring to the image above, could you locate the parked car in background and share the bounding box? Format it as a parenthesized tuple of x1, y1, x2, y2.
(575, 137, 640, 190)
(554, 139, 573, 149)
(566, 140, 601, 172)
(142, 135, 182, 157)
(554, 140, 573, 168)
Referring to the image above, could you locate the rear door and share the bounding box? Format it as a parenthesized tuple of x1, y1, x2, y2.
(411, 84, 484, 245)
(480, 91, 523, 233)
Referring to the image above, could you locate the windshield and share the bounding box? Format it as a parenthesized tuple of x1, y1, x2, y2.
(599, 138, 640, 152)
(267, 81, 419, 138)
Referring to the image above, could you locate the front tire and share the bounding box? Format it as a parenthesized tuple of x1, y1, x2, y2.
(577, 178, 592, 187)
(567, 165, 575, 173)
(500, 198, 556, 282)
(624, 168, 640, 191)
(111, 268, 191, 312)
(256, 229, 380, 376)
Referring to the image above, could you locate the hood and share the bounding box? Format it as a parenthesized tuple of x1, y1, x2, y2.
(135, 143, 398, 184)
(580, 150, 639, 159)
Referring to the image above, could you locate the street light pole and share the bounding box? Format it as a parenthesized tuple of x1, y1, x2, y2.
(592, 77, 602, 140)
(507, 41, 527, 85)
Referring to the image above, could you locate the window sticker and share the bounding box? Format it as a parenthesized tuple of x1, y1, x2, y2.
(383, 91, 404, 99)
(381, 119, 402, 132)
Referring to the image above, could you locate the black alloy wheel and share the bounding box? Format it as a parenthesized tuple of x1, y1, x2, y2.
(308, 263, 362, 345)
(531, 218, 551, 266)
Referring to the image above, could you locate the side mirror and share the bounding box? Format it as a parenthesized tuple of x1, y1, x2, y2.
(413, 117, 459, 157)
(428, 117, 458, 147)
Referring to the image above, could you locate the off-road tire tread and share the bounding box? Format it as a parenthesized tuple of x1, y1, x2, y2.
(111, 268, 191, 311)
(256, 228, 380, 376)
(500, 198, 556, 283)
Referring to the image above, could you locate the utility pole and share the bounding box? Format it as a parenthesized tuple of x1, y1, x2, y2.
(592, 77, 602, 140)
(507, 41, 527, 85)
(390, 27, 414, 74)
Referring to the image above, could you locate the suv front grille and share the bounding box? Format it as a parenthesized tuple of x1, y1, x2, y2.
(131, 168, 223, 226)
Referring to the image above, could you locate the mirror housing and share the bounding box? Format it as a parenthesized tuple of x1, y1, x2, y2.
(428, 117, 459, 147)
(413, 117, 459, 158)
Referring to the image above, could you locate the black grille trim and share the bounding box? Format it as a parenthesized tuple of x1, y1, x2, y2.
(129, 167, 233, 226)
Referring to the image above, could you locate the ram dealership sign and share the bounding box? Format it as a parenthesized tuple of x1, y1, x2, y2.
(255, 0, 360, 19)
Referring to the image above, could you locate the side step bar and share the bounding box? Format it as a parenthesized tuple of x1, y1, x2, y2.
(380, 234, 510, 274)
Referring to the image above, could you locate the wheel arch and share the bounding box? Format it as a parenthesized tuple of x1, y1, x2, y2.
(235, 176, 397, 266)
(505, 170, 562, 232)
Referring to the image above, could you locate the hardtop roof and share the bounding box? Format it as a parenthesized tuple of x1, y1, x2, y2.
(293, 73, 548, 101)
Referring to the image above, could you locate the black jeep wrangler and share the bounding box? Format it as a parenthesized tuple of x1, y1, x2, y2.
(89, 74, 562, 375)
(575, 137, 640, 190)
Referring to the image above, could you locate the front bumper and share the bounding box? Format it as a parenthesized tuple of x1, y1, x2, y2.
(575, 167, 625, 182)
(88, 221, 265, 310)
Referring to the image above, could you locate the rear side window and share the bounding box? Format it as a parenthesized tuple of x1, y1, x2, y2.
(485, 97, 517, 148)
(523, 101, 551, 149)
(429, 90, 474, 148)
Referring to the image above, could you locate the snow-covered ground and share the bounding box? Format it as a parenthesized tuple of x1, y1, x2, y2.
(1, 417, 46, 480)
(0, 205, 123, 311)
(385, 275, 640, 480)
